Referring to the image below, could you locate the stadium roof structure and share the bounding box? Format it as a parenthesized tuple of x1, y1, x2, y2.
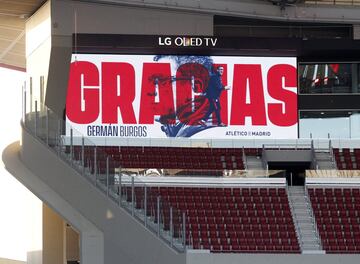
(0, 0, 45, 71)
(1, 0, 360, 71)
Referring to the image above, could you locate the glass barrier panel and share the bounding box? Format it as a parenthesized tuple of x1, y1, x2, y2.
(130, 177, 145, 222)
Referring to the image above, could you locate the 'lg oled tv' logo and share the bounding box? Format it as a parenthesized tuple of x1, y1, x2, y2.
(158, 36, 218, 47)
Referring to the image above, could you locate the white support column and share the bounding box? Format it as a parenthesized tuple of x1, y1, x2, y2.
(80, 231, 104, 264)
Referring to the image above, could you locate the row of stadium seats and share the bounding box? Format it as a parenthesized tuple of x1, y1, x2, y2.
(70, 146, 360, 172)
(67, 146, 263, 171)
(124, 186, 300, 253)
(102, 146, 262, 156)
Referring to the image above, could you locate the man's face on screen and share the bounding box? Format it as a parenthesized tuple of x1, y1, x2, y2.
(217, 66, 224, 76)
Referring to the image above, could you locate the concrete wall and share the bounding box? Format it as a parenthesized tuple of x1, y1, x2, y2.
(265, 150, 312, 163)
(51, 0, 213, 36)
(18, 126, 185, 264)
(89, 0, 360, 24)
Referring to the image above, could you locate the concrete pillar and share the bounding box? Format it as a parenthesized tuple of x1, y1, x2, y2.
(80, 232, 104, 264)
(43, 205, 65, 264)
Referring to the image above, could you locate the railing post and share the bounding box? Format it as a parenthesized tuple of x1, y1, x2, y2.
(35, 100, 38, 136)
(60, 118, 63, 139)
(94, 147, 97, 186)
(242, 146, 247, 171)
(182, 211, 186, 250)
(29, 77, 32, 114)
(81, 136, 85, 175)
(170, 207, 173, 247)
(23, 84, 26, 127)
(131, 177, 135, 216)
(157, 196, 161, 237)
(119, 167, 122, 207)
(57, 120, 61, 156)
(144, 186, 147, 227)
(46, 107, 49, 145)
(70, 128, 73, 165)
(106, 156, 109, 196)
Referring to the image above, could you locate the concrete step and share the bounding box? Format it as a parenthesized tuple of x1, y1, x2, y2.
(295, 213, 313, 217)
(297, 226, 315, 230)
(301, 241, 320, 245)
(301, 236, 318, 241)
(292, 205, 308, 209)
(301, 230, 317, 234)
(292, 205, 308, 208)
(297, 223, 315, 227)
(297, 222, 314, 230)
(293, 212, 311, 216)
(294, 212, 312, 216)
(297, 223, 315, 226)
(291, 200, 307, 204)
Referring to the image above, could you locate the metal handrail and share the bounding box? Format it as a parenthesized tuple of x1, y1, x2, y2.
(306, 0, 360, 6)
(262, 143, 312, 150)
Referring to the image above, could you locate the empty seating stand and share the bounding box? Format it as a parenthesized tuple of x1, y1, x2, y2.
(69, 146, 262, 172)
(117, 146, 250, 170)
(333, 148, 360, 170)
(133, 186, 300, 254)
(308, 187, 360, 253)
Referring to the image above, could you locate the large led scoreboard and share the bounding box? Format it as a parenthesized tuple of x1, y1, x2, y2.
(66, 36, 298, 139)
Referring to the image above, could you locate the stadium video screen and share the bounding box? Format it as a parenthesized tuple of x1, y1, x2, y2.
(66, 54, 297, 139)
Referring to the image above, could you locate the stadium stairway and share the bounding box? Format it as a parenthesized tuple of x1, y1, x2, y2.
(288, 186, 323, 253)
(244, 155, 264, 170)
(314, 150, 336, 170)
